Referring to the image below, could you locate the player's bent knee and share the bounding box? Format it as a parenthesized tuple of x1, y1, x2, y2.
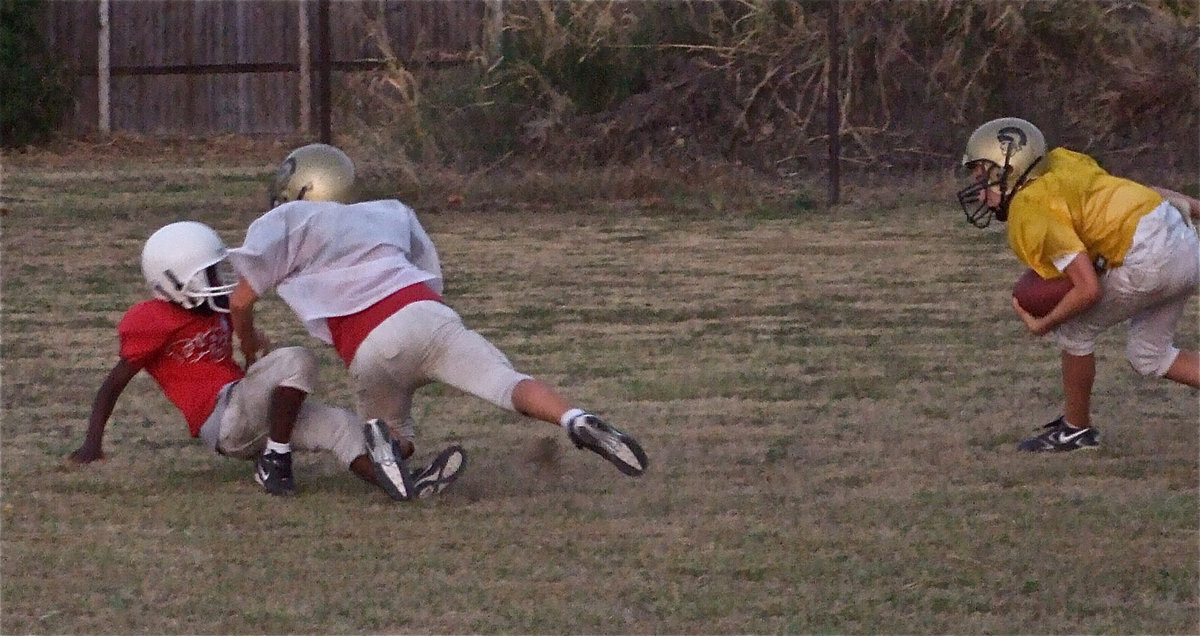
(273, 346, 320, 392)
(330, 423, 369, 467)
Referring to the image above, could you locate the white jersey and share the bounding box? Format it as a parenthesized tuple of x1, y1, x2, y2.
(228, 199, 443, 343)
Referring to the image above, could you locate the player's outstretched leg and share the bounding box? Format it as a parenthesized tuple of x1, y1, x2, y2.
(411, 444, 468, 499)
(364, 419, 416, 500)
(566, 413, 648, 476)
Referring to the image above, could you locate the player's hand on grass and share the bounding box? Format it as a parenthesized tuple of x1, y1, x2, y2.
(66, 445, 106, 466)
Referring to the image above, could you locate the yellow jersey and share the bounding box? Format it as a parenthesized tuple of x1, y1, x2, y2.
(1006, 148, 1162, 279)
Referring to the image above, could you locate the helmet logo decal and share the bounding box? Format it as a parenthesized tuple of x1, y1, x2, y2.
(277, 156, 298, 184)
(164, 269, 184, 290)
(996, 126, 1027, 159)
(272, 156, 299, 205)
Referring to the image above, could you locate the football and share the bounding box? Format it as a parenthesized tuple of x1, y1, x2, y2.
(1012, 268, 1072, 318)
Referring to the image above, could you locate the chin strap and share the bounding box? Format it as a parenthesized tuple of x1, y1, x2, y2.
(959, 154, 1043, 228)
(994, 155, 1043, 223)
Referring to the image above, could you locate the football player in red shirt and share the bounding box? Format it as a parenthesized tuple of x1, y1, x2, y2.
(68, 221, 465, 500)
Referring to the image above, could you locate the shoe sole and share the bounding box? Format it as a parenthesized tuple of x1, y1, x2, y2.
(414, 445, 467, 499)
(574, 422, 648, 476)
(364, 420, 415, 501)
(1017, 437, 1102, 452)
(1018, 443, 1101, 452)
(254, 472, 297, 496)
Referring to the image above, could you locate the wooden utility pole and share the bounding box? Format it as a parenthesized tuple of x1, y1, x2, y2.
(317, 0, 332, 143)
(97, 0, 110, 133)
(487, 0, 504, 63)
(826, 0, 841, 205)
(298, 0, 311, 134)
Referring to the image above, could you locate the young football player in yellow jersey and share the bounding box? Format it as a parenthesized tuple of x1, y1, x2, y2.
(957, 117, 1200, 452)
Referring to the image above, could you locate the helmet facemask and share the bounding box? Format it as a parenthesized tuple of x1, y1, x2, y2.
(197, 260, 237, 313)
(957, 160, 1011, 228)
(957, 154, 1043, 228)
(154, 258, 236, 314)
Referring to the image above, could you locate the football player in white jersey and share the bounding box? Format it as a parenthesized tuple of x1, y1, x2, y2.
(957, 117, 1200, 452)
(227, 144, 648, 482)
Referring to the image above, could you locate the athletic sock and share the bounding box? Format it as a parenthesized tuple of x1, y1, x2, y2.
(266, 439, 292, 455)
(559, 408, 586, 428)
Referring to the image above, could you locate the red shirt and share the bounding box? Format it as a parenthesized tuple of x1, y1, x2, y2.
(118, 300, 245, 436)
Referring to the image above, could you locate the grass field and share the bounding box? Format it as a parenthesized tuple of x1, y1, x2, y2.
(2, 142, 1197, 634)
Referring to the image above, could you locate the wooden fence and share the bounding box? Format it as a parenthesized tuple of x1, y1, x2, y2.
(40, 0, 491, 137)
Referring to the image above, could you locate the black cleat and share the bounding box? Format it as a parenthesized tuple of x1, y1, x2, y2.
(567, 413, 648, 476)
(255, 450, 297, 496)
(412, 445, 467, 499)
(1017, 417, 1101, 452)
(364, 419, 416, 500)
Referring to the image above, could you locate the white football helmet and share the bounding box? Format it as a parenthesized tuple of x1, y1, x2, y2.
(957, 117, 1048, 227)
(269, 143, 356, 207)
(141, 221, 236, 313)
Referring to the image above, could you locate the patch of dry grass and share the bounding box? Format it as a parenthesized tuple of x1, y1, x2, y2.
(1, 148, 1196, 634)
(337, 1, 1199, 175)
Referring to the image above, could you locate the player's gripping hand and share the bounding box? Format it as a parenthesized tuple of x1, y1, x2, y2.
(239, 328, 273, 367)
(1171, 193, 1200, 221)
(1157, 189, 1200, 225)
(1012, 296, 1052, 337)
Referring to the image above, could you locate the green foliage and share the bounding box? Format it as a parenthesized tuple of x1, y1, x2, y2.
(0, 0, 74, 148)
(495, 1, 656, 115)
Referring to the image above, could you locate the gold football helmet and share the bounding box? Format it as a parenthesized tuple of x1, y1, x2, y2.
(269, 143, 356, 207)
(957, 117, 1047, 227)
